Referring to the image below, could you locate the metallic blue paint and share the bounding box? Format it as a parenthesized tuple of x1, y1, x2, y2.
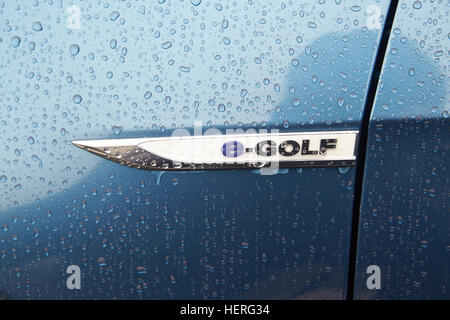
(5, 0, 442, 300)
(355, 1, 449, 299)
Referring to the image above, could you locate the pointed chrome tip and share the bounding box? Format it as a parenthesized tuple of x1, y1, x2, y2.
(70, 139, 161, 170)
(72, 141, 86, 149)
(72, 140, 111, 159)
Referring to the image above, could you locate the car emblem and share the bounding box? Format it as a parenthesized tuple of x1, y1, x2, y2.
(73, 130, 358, 171)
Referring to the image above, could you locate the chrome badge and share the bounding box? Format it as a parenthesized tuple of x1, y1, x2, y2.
(73, 130, 358, 171)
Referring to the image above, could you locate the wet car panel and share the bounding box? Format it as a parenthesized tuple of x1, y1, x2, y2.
(354, 0, 449, 299)
(0, 1, 393, 299)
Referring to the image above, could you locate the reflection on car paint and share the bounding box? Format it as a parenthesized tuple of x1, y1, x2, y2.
(0, 1, 392, 299)
(355, 1, 449, 299)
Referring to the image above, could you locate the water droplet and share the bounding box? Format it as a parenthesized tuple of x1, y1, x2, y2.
(161, 41, 172, 49)
(433, 50, 443, 57)
(190, 0, 202, 6)
(179, 66, 190, 73)
(69, 44, 80, 56)
(109, 11, 120, 21)
(412, 1, 422, 9)
(10, 36, 21, 48)
(97, 257, 107, 266)
(32, 21, 43, 32)
(421, 240, 428, 248)
(144, 91, 152, 99)
(153, 171, 165, 185)
(442, 110, 449, 119)
(110, 39, 117, 49)
(393, 28, 401, 35)
(112, 125, 123, 135)
(338, 167, 350, 175)
(136, 266, 148, 275)
(73, 94, 82, 104)
(273, 83, 280, 92)
(222, 19, 229, 29)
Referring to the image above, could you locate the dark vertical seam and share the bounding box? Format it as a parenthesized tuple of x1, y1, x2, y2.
(346, 0, 399, 300)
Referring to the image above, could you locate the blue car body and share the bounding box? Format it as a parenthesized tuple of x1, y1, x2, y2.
(355, 1, 449, 299)
(0, 0, 447, 299)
